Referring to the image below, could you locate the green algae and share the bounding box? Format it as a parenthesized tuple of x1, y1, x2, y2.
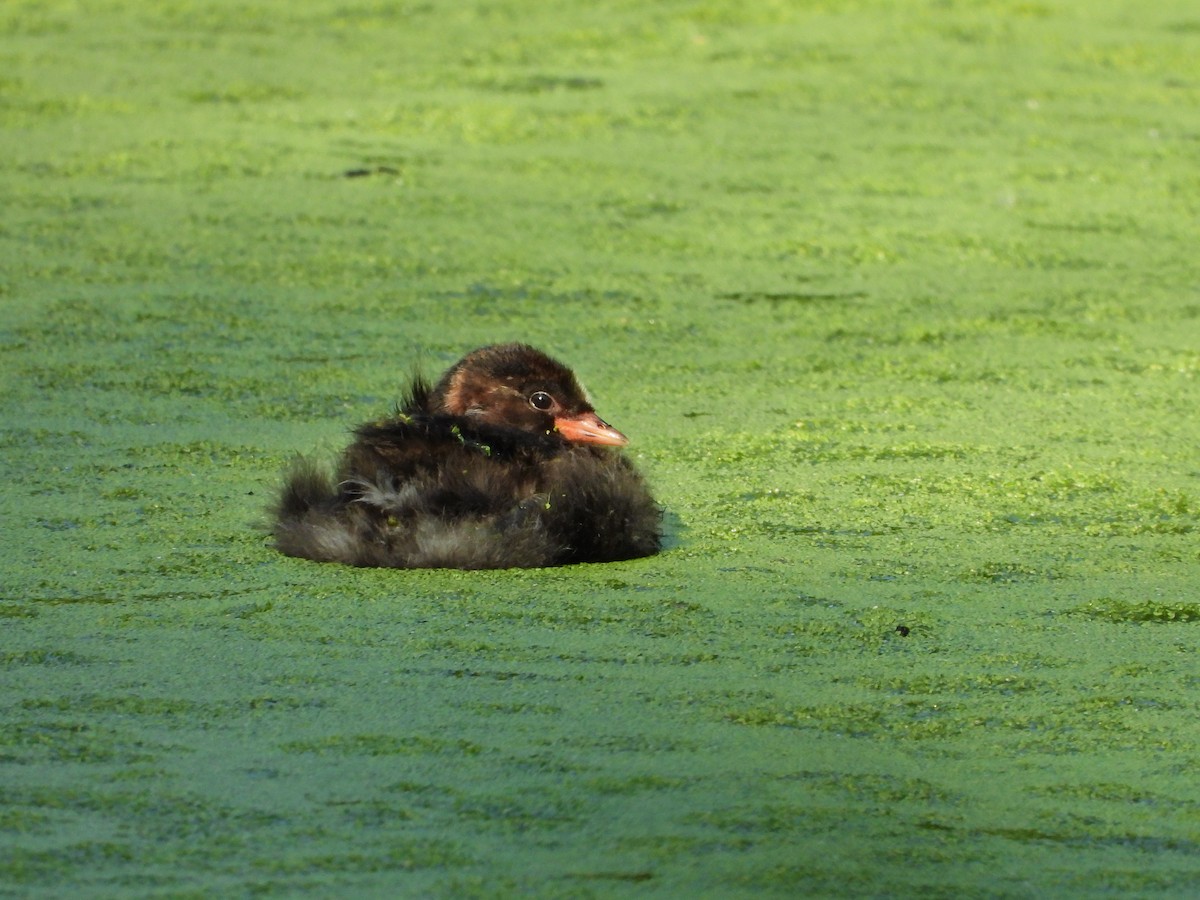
(3, 0, 1200, 896)
(1069, 597, 1200, 624)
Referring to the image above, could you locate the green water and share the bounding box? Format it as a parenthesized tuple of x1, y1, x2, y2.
(2, 0, 1199, 895)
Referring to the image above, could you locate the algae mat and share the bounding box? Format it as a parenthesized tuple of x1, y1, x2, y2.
(3, 0, 1200, 896)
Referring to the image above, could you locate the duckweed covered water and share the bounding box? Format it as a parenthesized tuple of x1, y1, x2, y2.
(3, 0, 1199, 895)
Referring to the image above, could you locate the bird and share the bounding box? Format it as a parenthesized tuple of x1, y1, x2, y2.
(272, 343, 662, 569)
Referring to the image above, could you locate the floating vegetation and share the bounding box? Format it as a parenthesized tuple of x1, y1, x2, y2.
(3, 0, 1200, 896)
(1067, 598, 1200, 624)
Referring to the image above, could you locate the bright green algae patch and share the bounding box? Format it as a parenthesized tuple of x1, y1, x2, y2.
(3, 0, 1200, 895)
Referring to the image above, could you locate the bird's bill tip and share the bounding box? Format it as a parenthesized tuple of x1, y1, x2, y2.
(554, 412, 629, 447)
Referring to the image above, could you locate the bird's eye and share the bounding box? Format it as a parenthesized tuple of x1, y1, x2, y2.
(529, 391, 554, 411)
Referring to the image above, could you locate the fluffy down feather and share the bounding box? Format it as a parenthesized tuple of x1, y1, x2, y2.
(271, 344, 661, 569)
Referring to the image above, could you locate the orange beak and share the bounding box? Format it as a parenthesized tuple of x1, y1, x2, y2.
(554, 412, 629, 447)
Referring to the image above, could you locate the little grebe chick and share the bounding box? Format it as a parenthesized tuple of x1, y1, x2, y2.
(272, 343, 662, 568)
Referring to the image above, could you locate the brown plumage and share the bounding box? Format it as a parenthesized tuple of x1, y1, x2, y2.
(272, 343, 661, 569)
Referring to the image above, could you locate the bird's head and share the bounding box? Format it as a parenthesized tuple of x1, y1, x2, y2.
(429, 343, 629, 447)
